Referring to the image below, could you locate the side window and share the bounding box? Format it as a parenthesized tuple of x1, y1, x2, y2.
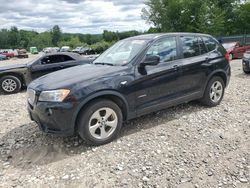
(41, 55, 64, 64)
(198, 37, 208, 54)
(181, 36, 200, 58)
(202, 36, 217, 52)
(146, 37, 177, 63)
(62, 55, 74, 61)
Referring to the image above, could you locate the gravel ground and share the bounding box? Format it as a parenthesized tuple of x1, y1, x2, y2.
(0, 59, 249, 188)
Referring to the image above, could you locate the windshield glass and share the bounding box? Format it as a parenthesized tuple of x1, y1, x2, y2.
(222, 43, 236, 49)
(94, 39, 148, 65)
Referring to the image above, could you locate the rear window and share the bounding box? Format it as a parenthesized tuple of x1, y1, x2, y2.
(63, 55, 74, 61)
(202, 36, 217, 52)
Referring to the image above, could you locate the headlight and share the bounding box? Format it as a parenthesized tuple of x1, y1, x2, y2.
(39, 89, 70, 102)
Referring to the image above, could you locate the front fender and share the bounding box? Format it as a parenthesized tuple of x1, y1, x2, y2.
(72, 90, 130, 127)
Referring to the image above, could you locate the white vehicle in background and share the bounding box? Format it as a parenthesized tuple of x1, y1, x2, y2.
(43, 47, 60, 53)
(43, 47, 52, 53)
(60, 46, 71, 52)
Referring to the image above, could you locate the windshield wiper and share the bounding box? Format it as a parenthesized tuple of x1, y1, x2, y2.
(94, 62, 114, 66)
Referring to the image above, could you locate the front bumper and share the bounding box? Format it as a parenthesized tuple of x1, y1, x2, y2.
(28, 100, 77, 136)
(242, 59, 250, 71)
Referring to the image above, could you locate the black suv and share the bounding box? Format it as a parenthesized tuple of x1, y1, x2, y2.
(27, 33, 231, 145)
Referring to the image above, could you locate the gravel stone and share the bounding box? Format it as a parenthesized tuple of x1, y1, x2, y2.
(0, 58, 249, 187)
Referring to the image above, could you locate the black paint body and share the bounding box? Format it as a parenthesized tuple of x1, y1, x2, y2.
(28, 33, 231, 136)
(0, 52, 92, 86)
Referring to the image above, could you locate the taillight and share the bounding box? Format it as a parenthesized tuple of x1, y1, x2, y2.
(225, 52, 230, 62)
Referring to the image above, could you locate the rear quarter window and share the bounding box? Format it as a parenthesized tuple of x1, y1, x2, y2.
(202, 36, 226, 54)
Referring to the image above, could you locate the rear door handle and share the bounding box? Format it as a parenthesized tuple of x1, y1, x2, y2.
(173, 65, 178, 70)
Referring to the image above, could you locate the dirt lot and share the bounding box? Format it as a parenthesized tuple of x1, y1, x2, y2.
(0, 57, 249, 188)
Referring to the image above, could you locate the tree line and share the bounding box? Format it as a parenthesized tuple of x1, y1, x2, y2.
(143, 0, 250, 36)
(0, 25, 141, 53)
(0, 0, 249, 53)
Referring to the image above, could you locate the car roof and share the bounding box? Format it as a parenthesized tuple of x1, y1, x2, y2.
(126, 32, 213, 41)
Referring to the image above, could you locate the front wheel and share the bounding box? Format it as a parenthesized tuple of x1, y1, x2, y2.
(0, 75, 22, 94)
(77, 99, 123, 146)
(201, 76, 225, 107)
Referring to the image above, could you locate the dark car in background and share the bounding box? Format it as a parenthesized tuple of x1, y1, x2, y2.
(0, 52, 93, 94)
(73, 47, 96, 55)
(242, 51, 250, 74)
(27, 33, 231, 145)
(222, 42, 250, 60)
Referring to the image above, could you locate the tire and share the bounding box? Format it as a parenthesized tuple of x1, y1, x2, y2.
(0, 75, 22, 94)
(200, 76, 225, 107)
(243, 69, 250, 74)
(77, 99, 123, 146)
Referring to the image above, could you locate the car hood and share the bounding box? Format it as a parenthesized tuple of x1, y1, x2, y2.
(0, 63, 27, 71)
(29, 64, 128, 90)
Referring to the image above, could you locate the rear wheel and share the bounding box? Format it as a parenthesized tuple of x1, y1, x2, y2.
(77, 99, 123, 146)
(0, 75, 22, 94)
(201, 76, 225, 107)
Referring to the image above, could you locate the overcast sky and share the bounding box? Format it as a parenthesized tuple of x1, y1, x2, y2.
(0, 0, 150, 34)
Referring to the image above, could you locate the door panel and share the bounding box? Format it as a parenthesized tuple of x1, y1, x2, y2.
(133, 36, 183, 115)
(179, 55, 208, 94)
(178, 36, 209, 95)
(135, 60, 182, 114)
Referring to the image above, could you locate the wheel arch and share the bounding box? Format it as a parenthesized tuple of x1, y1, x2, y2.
(73, 90, 129, 131)
(0, 72, 25, 86)
(206, 70, 228, 87)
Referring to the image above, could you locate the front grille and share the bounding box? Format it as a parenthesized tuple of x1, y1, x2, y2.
(27, 89, 36, 106)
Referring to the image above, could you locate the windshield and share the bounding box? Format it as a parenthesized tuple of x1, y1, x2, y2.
(222, 43, 236, 49)
(94, 39, 148, 65)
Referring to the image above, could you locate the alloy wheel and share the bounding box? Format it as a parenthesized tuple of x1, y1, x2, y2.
(2, 79, 17, 92)
(88, 107, 118, 140)
(210, 81, 223, 103)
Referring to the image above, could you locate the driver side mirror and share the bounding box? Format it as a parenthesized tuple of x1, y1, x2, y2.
(140, 55, 160, 67)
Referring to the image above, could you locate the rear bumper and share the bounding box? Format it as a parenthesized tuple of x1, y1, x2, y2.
(28, 101, 77, 136)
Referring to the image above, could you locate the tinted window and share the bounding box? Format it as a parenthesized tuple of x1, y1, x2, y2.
(63, 55, 74, 61)
(202, 37, 217, 51)
(41, 55, 64, 64)
(146, 37, 177, 63)
(198, 37, 208, 54)
(181, 36, 200, 58)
